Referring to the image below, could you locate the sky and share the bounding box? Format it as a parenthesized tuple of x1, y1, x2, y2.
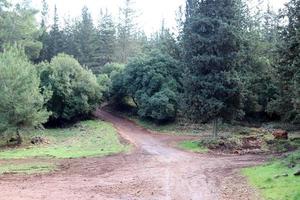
(24, 0, 288, 35)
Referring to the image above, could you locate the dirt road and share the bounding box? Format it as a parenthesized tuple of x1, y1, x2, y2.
(0, 110, 265, 200)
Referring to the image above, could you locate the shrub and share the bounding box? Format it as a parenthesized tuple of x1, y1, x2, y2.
(122, 50, 181, 122)
(40, 54, 102, 122)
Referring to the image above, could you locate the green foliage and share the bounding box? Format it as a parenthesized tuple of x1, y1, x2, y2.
(122, 50, 181, 121)
(98, 63, 125, 101)
(40, 54, 102, 122)
(182, 0, 244, 122)
(96, 11, 116, 68)
(0, 46, 50, 134)
(242, 151, 300, 200)
(0, 1, 42, 60)
(237, 6, 278, 118)
(100, 62, 125, 77)
(268, 0, 300, 124)
(116, 0, 141, 63)
(0, 120, 130, 159)
(73, 7, 99, 73)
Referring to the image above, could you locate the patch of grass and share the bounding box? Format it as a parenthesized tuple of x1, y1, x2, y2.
(0, 120, 130, 159)
(242, 151, 300, 200)
(178, 140, 208, 153)
(0, 162, 55, 174)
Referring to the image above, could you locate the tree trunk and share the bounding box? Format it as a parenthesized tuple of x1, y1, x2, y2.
(212, 118, 218, 138)
(16, 129, 23, 145)
(132, 96, 139, 109)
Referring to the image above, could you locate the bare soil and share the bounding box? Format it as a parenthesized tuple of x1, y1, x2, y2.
(0, 110, 266, 200)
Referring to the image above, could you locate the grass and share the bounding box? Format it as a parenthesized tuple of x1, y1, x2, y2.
(0, 162, 55, 174)
(0, 120, 130, 159)
(178, 140, 208, 153)
(242, 151, 300, 200)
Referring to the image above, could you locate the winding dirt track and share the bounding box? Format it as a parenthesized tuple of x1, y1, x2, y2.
(0, 110, 265, 200)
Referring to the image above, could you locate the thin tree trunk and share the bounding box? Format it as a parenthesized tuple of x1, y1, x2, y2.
(212, 118, 218, 138)
(16, 129, 23, 145)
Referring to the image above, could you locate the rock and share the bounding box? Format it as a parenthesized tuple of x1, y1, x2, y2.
(272, 129, 288, 140)
(294, 170, 300, 176)
(31, 136, 48, 145)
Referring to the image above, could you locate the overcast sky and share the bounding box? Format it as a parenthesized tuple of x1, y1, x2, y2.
(25, 0, 288, 35)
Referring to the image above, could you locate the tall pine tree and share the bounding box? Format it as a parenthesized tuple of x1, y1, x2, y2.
(182, 0, 243, 124)
(96, 9, 116, 69)
(73, 6, 98, 73)
(47, 5, 63, 60)
(116, 0, 139, 63)
(269, 0, 300, 123)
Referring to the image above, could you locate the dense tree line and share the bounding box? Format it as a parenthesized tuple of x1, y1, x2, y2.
(0, 0, 299, 142)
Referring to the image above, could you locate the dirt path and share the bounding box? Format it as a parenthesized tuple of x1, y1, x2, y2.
(0, 110, 265, 200)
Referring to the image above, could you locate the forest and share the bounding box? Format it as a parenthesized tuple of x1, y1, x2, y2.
(0, 0, 299, 199)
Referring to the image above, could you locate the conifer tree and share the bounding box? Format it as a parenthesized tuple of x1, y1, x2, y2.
(0, 46, 50, 144)
(182, 0, 244, 124)
(73, 6, 98, 72)
(47, 5, 63, 60)
(269, 0, 300, 123)
(116, 0, 139, 63)
(96, 9, 116, 70)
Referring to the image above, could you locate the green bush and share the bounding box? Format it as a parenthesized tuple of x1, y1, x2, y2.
(40, 54, 102, 122)
(0, 46, 50, 142)
(121, 50, 181, 121)
(98, 63, 125, 101)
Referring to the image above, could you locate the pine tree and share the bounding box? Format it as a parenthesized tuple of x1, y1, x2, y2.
(73, 6, 98, 72)
(182, 0, 244, 124)
(0, 46, 50, 143)
(116, 0, 139, 63)
(0, 1, 42, 60)
(47, 5, 63, 60)
(37, 0, 49, 62)
(95, 9, 116, 70)
(270, 0, 300, 123)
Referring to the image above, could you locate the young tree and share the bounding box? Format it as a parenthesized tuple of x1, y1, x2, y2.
(0, 46, 50, 144)
(182, 0, 244, 133)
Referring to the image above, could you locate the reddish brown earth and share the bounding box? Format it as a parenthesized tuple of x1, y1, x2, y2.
(0, 110, 266, 200)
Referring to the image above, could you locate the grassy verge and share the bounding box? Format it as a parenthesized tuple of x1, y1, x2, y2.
(0, 120, 130, 160)
(242, 151, 300, 200)
(178, 140, 208, 153)
(0, 162, 55, 174)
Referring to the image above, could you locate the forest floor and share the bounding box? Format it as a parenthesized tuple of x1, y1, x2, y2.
(0, 110, 268, 200)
